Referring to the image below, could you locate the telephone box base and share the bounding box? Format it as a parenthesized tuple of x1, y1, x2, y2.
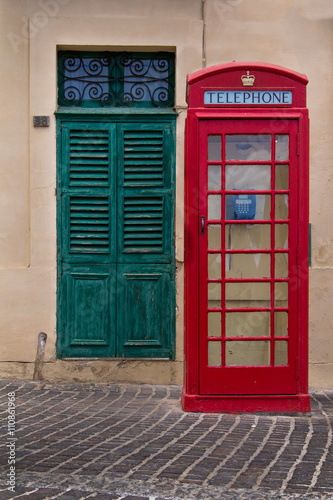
(182, 389, 311, 414)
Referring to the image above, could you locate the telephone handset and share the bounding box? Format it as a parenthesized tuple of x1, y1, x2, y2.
(226, 193, 256, 220)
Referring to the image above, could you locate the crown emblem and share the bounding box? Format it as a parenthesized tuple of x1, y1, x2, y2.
(241, 71, 255, 86)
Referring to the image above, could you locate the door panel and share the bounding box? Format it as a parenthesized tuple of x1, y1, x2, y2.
(59, 266, 115, 357)
(117, 265, 174, 358)
(199, 119, 298, 395)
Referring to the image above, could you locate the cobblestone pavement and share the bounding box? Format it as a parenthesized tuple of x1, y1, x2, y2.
(0, 380, 332, 499)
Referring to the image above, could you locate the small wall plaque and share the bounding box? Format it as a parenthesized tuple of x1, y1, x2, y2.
(33, 116, 50, 127)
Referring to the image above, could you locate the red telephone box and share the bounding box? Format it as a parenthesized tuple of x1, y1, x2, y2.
(183, 62, 310, 413)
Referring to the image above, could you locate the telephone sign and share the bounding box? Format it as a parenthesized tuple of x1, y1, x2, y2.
(204, 90, 293, 105)
(183, 62, 310, 413)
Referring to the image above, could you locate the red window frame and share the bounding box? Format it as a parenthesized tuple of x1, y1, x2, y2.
(198, 119, 298, 396)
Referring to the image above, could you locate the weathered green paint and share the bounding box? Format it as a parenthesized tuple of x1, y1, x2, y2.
(117, 264, 175, 358)
(57, 115, 176, 358)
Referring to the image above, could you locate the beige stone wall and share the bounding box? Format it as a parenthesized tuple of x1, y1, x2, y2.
(0, 0, 333, 389)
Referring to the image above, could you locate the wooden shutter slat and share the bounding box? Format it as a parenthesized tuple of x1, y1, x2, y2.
(123, 130, 164, 187)
(69, 129, 110, 187)
(69, 196, 110, 253)
(123, 195, 163, 252)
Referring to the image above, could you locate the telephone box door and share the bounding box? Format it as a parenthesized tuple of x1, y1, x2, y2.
(199, 119, 298, 395)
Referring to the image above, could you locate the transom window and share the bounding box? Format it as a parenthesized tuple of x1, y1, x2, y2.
(58, 51, 175, 108)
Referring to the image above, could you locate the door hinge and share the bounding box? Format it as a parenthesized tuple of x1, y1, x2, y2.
(296, 133, 300, 156)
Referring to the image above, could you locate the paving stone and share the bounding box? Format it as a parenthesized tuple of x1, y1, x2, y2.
(0, 379, 332, 499)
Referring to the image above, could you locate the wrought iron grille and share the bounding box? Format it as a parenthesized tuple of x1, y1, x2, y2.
(58, 51, 175, 108)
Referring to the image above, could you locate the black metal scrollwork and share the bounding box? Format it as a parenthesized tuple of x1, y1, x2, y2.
(58, 51, 175, 108)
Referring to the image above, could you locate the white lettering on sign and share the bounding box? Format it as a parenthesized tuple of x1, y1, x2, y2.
(204, 90, 292, 105)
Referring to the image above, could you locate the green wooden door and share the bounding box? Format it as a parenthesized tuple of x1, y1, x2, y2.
(57, 118, 175, 358)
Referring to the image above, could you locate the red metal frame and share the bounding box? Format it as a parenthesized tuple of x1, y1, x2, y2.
(183, 62, 310, 413)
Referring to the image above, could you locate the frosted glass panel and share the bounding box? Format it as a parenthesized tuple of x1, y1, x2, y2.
(225, 282, 270, 308)
(275, 165, 289, 190)
(226, 253, 270, 279)
(275, 135, 289, 161)
(208, 135, 221, 161)
(208, 341, 222, 366)
(275, 253, 288, 278)
(208, 195, 221, 220)
(275, 195, 289, 219)
(275, 282, 288, 307)
(225, 135, 271, 161)
(208, 225, 221, 250)
(225, 224, 271, 250)
(208, 165, 221, 191)
(208, 312, 221, 337)
(275, 340, 288, 365)
(275, 224, 288, 249)
(225, 164, 271, 190)
(275, 311, 288, 337)
(208, 283, 221, 309)
(208, 253, 221, 279)
(225, 341, 270, 366)
(225, 311, 270, 337)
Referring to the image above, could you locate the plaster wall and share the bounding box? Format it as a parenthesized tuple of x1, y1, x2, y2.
(0, 0, 333, 390)
(0, 0, 203, 384)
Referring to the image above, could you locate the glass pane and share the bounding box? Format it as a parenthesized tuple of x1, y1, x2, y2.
(275, 195, 289, 219)
(208, 135, 221, 161)
(208, 312, 221, 337)
(226, 194, 271, 221)
(225, 135, 271, 161)
(58, 51, 175, 108)
(225, 224, 271, 250)
(208, 224, 221, 250)
(226, 311, 270, 337)
(208, 283, 221, 308)
(208, 195, 221, 220)
(208, 165, 221, 190)
(275, 135, 289, 161)
(275, 311, 288, 337)
(208, 341, 222, 366)
(225, 282, 270, 308)
(275, 253, 288, 278)
(124, 59, 171, 102)
(226, 253, 270, 279)
(275, 282, 288, 307)
(208, 253, 221, 279)
(275, 165, 289, 190)
(225, 341, 270, 366)
(275, 224, 288, 249)
(225, 165, 271, 190)
(275, 340, 288, 365)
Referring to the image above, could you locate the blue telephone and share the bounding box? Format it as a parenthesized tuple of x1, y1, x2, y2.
(226, 193, 256, 220)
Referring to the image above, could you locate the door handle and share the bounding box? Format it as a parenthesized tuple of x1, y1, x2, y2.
(200, 216, 205, 234)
